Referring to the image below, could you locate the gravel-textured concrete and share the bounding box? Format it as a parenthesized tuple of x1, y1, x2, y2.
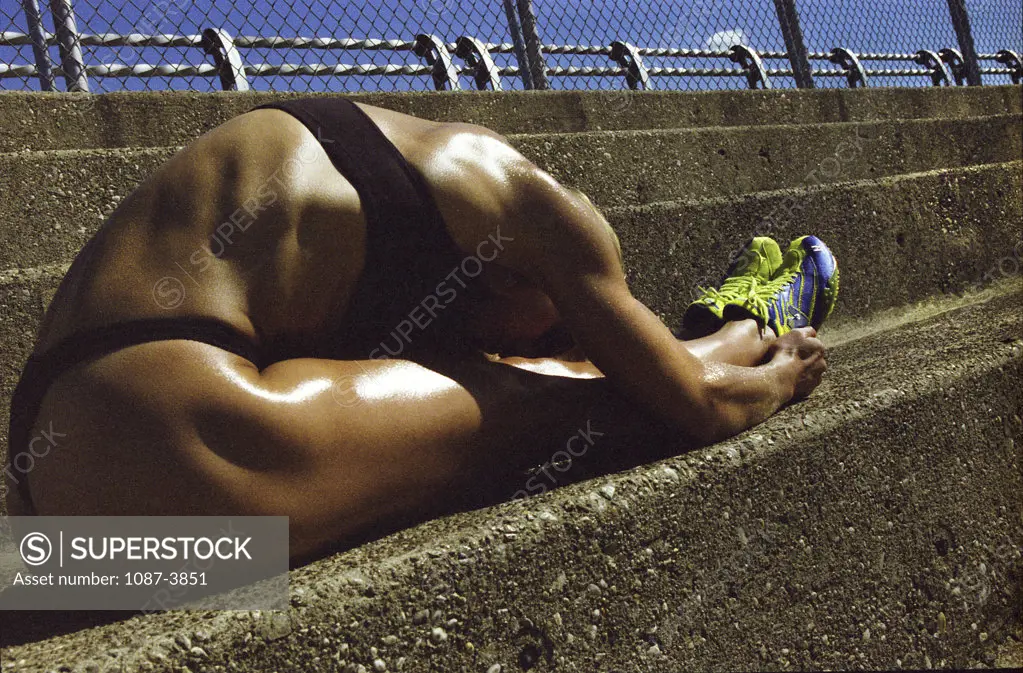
(0, 265, 63, 482)
(1, 85, 1020, 152)
(516, 113, 1022, 207)
(2, 113, 1019, 272)
(0, 148, 175, 271)
(2, 281, 1020, 672)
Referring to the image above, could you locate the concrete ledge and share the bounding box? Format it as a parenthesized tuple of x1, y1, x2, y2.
(3, 282, 1020, 672)
(3, 114, 1019, 271)
(0, 126, 1018, 274)
(0, 266, 56, 465)
(1, 86, 1020, 152)
(514, 113, 1022, 207)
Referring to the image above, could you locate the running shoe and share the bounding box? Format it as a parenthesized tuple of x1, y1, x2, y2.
(722, 235, 840, 335)
(681, 236, 783, 335)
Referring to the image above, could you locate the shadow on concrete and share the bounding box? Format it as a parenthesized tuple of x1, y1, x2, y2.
(1, 608, 137, 647)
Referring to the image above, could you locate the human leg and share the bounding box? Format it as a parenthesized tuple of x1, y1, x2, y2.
(22, 341, 662, 561)
(498, 316, 776, 377)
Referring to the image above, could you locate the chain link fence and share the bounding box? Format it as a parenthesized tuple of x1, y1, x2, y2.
(527, 0, 792, 90)
(1, 1, 1020, 93)
(799, 0, 960, 88)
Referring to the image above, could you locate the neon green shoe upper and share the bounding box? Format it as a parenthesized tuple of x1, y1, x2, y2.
(681, 237, 783, 335)
(723, 235, 840, 336)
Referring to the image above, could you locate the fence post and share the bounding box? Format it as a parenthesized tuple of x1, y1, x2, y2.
(516, 0, 548, 90)
(501, 0, 532, 89)
(772, 0, 814, 88)
(48, 0, 88, 91)
(21, 0, 54, 90)
(945, 0, 982, 85)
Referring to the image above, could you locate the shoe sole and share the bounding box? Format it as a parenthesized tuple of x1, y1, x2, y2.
(681, 302, 725, 335)
(800, 236, 839, 330)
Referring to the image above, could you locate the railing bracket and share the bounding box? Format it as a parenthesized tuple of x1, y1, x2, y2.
(938, 48, 966, 85)
(414, 34, 461, 91)
(201, 28, 249, 91)
(728, 44, 772, 89)
(455, 36, 501, 91)
(914, 49, 953, 86)
(829, 47, 869, 88)
(994, 50, 1022, 84)
(609, 41, 649, 90)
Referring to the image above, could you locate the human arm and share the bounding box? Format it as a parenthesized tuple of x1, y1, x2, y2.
(498, 171, 824, 443)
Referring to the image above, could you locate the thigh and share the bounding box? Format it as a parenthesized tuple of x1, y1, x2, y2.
(23, 341, 597, 559)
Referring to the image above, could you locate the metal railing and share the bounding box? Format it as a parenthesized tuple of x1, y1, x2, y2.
(1, 1, 1020, 93)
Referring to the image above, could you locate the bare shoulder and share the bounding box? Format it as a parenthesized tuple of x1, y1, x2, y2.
(410, 123, 565, 266)
(427, 132, 616, 278)
(356, 103, 613, 276)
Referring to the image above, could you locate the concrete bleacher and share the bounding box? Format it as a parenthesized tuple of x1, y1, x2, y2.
(0, 85, 1020, 671)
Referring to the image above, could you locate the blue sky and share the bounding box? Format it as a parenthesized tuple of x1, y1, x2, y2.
(1, 0, 1020, 92)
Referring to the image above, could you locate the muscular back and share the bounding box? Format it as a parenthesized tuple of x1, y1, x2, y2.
(35, 104, 545, 359)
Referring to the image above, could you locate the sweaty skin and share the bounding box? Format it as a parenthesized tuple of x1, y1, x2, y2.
(4, 104, 825, 560)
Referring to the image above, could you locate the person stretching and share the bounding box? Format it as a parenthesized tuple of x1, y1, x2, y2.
(5, 98, 838, 561)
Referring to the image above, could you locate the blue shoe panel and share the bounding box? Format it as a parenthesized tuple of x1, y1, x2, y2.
(799, 236, 838, 328)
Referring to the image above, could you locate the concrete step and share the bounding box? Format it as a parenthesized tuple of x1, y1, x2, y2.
(3, 280, 1019, 671)
(515, 113, 1022, 208)
(2, 115, 1020, 271)
(0, 265, 58, 452)
(1, 85, 1020, 152)
(1, 160, 1019, 486)
(0, 147, 175, 271)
